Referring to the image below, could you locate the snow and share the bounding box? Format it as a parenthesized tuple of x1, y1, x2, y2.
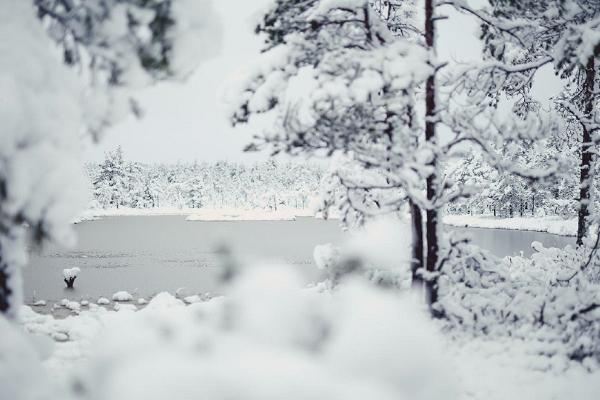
(0, 0, 89, 315)
(12, 265, 600, 400)
(186, 207, 313, 221)
(78, 206, 316, 222)
(112, 291, 133, 302)
(0, 315, 58, 400)
(183, 295, 203, 304)
(168, 0, 222, 79)
(33, 300, 46, 307)
(97, 298, 111, 305)
(114, 303, 137, 312)
(444, 214, 578, 237)
(313, 244, 341, 270)
(60, 299, 81, 312)
(62, 267, 80, 280)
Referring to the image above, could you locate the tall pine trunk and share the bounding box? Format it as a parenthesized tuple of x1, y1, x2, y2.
(410, 200, 424, 289)
(0, 245, 13, 315)
(424, 0, 440, 314)
(577, 56, 596, 246)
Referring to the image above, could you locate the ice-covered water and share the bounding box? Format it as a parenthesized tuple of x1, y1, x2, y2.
(24, 216, 342, 308)
(23, 216, 576, 310)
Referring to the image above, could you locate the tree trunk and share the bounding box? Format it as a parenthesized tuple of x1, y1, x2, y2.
(577, 56, 596, 246)
(424, 0, 441, 315)
(0, 245, 13, 316)
(409, 200, 425, 290)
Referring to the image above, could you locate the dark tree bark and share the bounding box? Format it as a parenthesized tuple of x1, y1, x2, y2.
(424, 0, 440, 315)
(0, 249, 12, 314)
(409, 200, 424, 290)
(577, 56, 596, 246)
(64, 277, 76, 289)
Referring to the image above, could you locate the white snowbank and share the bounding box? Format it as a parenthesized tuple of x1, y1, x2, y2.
(186, 207, 314, 221)
(97, 297, 111, 305)
(76, 207, 318, 222)
(0, 315, 57, 399)
(444, 214, 577, 237)
(15, 268, 600, 400)
(112, 291, 133, 302)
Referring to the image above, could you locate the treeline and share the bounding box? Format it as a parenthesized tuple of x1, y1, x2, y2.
(86, 147, 324, 210)
(447, 138, 586, 219)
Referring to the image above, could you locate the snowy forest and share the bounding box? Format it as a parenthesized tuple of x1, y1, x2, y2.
(87, 147, 323, 210)
(3, 0, 600, 399)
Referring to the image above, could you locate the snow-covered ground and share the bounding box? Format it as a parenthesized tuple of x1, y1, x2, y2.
(18, 287, 600, 400)
(74, 207, 317, 223)
(444, 214, 578, 237)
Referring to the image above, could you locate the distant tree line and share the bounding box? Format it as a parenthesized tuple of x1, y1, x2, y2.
(87, 147, 324, 210)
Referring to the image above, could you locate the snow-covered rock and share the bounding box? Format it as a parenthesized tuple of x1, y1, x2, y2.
(32, 300, 46, 307)
(112, 291, 133, 302)
(97, 297, 111, 305)
(62, 300, 81, 311)
(51, 332, 69, 342)
(137, 298, 147, 305)
(183, 294, 203, 304)
(114, 303, 137, 312)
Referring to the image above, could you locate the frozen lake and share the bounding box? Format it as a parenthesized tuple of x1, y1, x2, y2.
(23, 216, 576, 309)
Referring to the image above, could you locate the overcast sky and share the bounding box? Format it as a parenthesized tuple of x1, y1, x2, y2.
(83, 1, 560, 164)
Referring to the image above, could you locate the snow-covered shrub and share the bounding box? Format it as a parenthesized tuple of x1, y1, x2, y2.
(544, 198, 579, 219)
(438, 235, 600, 363)
(314, 218, 412, 288)
(62, 267, 81, 289)
(69, 264, 457, 400)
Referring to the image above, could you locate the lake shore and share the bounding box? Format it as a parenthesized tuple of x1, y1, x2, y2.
(443, 214, 577, 237)
(76, 209, 580, 237)
(74, 207, 318, 223)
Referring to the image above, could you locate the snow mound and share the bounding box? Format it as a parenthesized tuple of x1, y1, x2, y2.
(69, 263, 457, 400)
(97, 297, 111, 305)
(183, 294, 203, 304)
(144, 292, 185, 310)
(0, 316, 54, 400)
(114, 303, 137, 312)
(112, 291, 133, 302)
(60, 299, 81, 311)
(313, 243, 341, 270)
